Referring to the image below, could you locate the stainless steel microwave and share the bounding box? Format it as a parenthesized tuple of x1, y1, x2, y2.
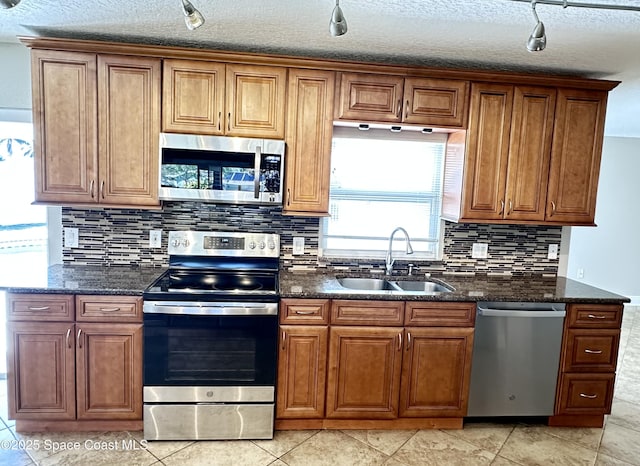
(159, 133, 285, 205)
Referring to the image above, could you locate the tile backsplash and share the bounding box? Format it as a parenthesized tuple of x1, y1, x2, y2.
(62, 202, 561, 276)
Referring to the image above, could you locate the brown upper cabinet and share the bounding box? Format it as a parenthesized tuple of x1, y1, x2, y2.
(546, 88, 607, 224)
(284, 69, 335, 216)
(163, 59, 287, 139)
(32, 50, 161, 207)
(335, 72, 470, 128)
(443, 83, 606, 225)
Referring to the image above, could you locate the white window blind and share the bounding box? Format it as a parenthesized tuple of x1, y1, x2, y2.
(320, 126, 447, 260)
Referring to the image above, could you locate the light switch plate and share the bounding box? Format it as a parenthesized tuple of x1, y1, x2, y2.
(149, 230, 162, 248)
(64, 228, 79, 248)
(471, 243, 488, 259)
(547, 244, 559, 260)
(293, 237, 305, 255)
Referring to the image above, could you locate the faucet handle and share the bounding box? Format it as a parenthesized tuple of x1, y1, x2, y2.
(408, 263, 414, 276)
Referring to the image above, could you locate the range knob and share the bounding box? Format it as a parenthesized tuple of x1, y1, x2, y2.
(249, 241, 256, 249)
(268, 242, 276, 250)
(259, 241, 266, 249)
(182, 239, 190, 247)
(171, 239, 181, 247)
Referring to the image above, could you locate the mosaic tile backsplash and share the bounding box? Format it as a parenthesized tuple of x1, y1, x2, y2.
(61, 202, 562, 276)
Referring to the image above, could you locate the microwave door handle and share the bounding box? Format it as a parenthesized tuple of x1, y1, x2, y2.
(254, 145, 261, 199)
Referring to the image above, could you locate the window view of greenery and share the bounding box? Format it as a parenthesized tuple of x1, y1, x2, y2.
(321, 127, 447, 260)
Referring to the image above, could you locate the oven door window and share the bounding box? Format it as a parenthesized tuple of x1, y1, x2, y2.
(144, 314, 277, 386)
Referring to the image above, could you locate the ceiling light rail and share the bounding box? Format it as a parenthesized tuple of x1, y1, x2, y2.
(507, 0, 640, 12)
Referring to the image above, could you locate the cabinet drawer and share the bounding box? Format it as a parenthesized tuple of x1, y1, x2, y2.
(561, 329, 620, 372)
(6, 293, 74, 322)
(331, 300, 404, 326)
(76, 295, 142, 322)
(281, 299, 330, 324)
(556, 373, 615, 415)
(566, 304, 623, 329)
(405, 302, 475, 327)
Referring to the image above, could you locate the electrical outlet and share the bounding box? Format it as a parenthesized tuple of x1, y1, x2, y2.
(471, 243, 488, 259)
(64, 228, 79, 248)
(292, 237, 305, 255)
(547, 244, 559, 260)
(577, 268, 585, 279)
(149, 230, 162, 248)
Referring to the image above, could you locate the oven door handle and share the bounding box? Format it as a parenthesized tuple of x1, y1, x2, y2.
(143, 301, 278, 316)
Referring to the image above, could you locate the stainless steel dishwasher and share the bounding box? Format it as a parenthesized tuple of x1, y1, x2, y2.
(467, 301, 566, 417)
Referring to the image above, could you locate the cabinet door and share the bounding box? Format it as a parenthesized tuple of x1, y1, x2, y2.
(284, 69, 335, 215)
(326, 326, 403, 419)
(76, 323, 143, 420)
(7, 322, 76, 420)
(399, 327, 474, 417)
(462, 83, 513, 220)
(546, 88, 607, 224)
(225, 64, 286, 138)
(162, 59, 225, 135)
(504, 86, 556, 222)
(32, 49, 98, 203)
(277, 325, 328, 419)
(335, 73, 403, 122)
(98, 55, 161, 206)
(403, 78, 469, 128)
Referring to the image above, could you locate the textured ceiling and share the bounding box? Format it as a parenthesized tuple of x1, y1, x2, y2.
(1, 0, 640, 136)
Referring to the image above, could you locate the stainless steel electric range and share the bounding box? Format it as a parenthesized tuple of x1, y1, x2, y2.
(142, 230, 279, 440)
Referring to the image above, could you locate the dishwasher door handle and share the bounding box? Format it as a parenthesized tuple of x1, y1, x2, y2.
(478, 307, 566, 318)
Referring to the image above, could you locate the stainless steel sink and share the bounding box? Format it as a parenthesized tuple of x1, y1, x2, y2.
(390, 280, 452, 293)
(337, 277, 397, 291)
(336, 277, 453, 294)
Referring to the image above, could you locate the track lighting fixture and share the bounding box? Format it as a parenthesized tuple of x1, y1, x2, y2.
(0, 0, 21, 9)
(527, 1, 546, 52)
(329, 0, 348, 37)
(181, 0, 205, 31)
(508, 0, 640, 52)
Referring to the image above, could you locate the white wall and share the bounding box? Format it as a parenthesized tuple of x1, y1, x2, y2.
(0, 42, 31, 110)
(567, 136, 640, 303)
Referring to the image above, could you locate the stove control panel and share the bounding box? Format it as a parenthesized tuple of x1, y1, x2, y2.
(168, 231, 280, 257)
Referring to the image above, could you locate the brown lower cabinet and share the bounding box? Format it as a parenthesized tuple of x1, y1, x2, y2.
(6, 293, 143, 431)
(276, 298, 475, 429)
(551, 303, 623, 427)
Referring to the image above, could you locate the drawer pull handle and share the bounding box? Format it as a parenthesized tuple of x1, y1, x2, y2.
(584, 349, 603, 354)
(99, 307, 121, 312)
(579, 393, 598, 399)
(77, 329, 83, 348)
(294, 310, 316, 315)
(281, 331, 286, 350)
(27, 306, 50, 311)
(587, 314, 606, 319)
(66, 328, 72, 348)
(397, 332, 402, 351)
(406, 331, 412, 351)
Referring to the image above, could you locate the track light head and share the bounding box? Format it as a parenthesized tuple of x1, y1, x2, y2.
(181, 0, 205, 31)
(0, 0, 21, 8)
(329, 0, 348, 37)
(527, 1, 546, 52)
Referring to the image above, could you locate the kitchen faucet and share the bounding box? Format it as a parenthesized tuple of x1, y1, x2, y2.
(385, 227, 414, 275)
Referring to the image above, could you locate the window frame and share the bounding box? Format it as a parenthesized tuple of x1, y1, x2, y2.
(319, 125, 448, 261)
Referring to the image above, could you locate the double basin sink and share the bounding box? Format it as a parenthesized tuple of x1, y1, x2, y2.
(336, 277, 453, 294)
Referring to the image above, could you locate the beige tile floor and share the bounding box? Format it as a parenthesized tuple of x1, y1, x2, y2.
(1, 305, 638, 466)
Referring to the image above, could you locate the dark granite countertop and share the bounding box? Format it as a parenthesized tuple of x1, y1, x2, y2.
(0, 264, 166, 296)
(1, 264, 630, 303)
(279, 271, 631, 304)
